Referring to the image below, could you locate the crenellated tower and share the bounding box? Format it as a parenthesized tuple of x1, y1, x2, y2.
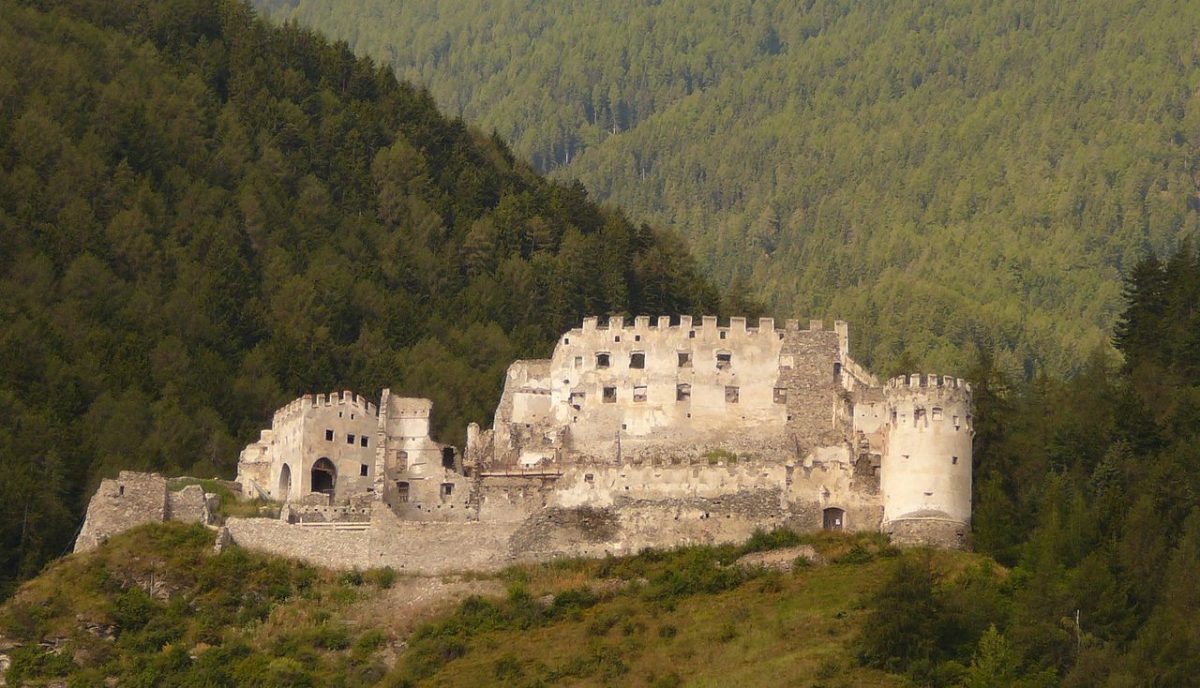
(880, 374, 973, 548)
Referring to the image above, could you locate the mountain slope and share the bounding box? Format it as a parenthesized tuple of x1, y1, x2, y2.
(0, 0, 718, 597)
(253, 0, 1200, 375)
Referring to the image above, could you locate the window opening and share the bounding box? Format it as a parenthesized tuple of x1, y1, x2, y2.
(441, 447, 456, 470)
(570, 391, 586, 409)
(360, 436, 369, 447)
(676, 383, 691, 401)
(720, 330, 727, 339)
(440, 483, 454, 500)
(596, 352, 611, 369)
(633, 385, 647, 402)
(932, 407, 943, 421)
(325, 429, 334, 441)
(725, 386, 740, 403)
(773, 387, 788, 404)
(677, 352, 692, 367)
(396, 481, 409, 502)
(823, 507, 845, 531)
(360, 464, 369, 476)
(834, 363, 842, 380)
(346, 433, 356, 444)
(952, 456, 959, 465)
(688, 330, 696, 339)
(603, 386, 617, 403)
(630, 352, 645, 369)
(716, 352, 732, 370)
(574, 356, 582, 368)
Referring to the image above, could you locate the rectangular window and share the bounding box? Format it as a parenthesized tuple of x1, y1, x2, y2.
(396, 481, 409, 502)
(932, 407, 943, 421)
(570, 391, 586, 408)
(603, 386, 617, 403)
(441, 483, 454, 499)
(574, 356, 583, 368)
(630, 352, 645, 369)
(780, 354, 794, 369)
(676, 383, 691, 401)
(346, 433, 356, 444)
(325, 429, 334, 441)
(720, 330, 727, 339)
(677, 352, 692, 367)
(773, 387, 787, 404)
(952, 456, 959, 465)
(360, 464, 369, 476)
(914, 408, 926, 425)
(360, 436, 369, 447)
(688, 330, 696, 339)
(725, 386, 740, 403)
(633, 385, 647, 402)
(596, 352, 611, 369)
(716, 352, 732, 370)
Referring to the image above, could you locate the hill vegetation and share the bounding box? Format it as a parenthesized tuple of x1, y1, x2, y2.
(252, 0, 1200, 375)
(0, 0, 719, 598)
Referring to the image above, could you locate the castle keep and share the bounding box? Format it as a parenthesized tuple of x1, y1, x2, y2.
(77, 317, 973, 572)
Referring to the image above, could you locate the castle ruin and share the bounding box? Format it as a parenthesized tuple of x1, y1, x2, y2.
(77, 316, 973, 572)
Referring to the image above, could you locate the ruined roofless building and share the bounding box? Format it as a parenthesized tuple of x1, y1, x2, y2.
(230, 316, 974, 555)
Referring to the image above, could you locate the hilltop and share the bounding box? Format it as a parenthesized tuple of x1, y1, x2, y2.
(1, 522, 1003, 686)
(252, 0, 1200, 375)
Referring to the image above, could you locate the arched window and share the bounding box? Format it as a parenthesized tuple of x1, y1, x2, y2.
(823, 507, 845, 531)
(311, 457, 336, 495)
(278, 464, 292, 499)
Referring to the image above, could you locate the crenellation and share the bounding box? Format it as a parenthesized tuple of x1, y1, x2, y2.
(657, 315, 671, 328)
(758, 317, 775, 331)
(786, 319, 800, 330)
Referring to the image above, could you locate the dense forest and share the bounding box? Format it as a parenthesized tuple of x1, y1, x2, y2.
(856, 242, 1200, 686)
(253, 0, 1200, 376)
(0, 0, 720, 598)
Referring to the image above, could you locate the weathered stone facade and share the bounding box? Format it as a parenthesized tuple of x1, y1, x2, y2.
(77, 316, 974, 570)
(74, 473, 216, 553)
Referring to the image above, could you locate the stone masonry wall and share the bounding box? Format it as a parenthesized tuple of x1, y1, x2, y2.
(75, 472, 170, 553)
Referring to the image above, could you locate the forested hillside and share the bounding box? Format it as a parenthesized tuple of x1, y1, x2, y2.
(253, 0, 1200, 375)
(0, 0, 718, 597)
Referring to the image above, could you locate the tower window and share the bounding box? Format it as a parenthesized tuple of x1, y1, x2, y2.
(346, 433, 356, 444)
(596, 352, 611, 368)
(725, 386, 740, 403)
(396, 481, 409, 502)
(574, 355, 582, 368)
(633, 385, 647, 402)
(716, 352, 732, 370)
(360, 464, 369, 476)
(441, 483, 454, 499)
(932, 407, 943, 421)
(360, 436, 369, 447)
(678, 352, 692, 367)
(688, 330, 696, 339)
(773, 387, 787, 404)
(325, 429, 334, 441)
(603, 386, 617, 403)
(630, 352, 645, 369)
(952, 456, 959, 465)
(720, 330, 727, 339)
(676, 383, 691, 401)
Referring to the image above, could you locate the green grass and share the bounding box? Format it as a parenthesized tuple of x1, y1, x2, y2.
(1, 524, 994, 687)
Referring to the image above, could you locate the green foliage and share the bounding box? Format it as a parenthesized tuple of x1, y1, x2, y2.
(253, 0, 1199, 379)
(0, 0, 719, 598)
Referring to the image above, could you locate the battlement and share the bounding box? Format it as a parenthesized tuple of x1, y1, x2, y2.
(570, 315, 842, 343)
(271, 390, 379, 426)
(389, 397, 433, 418)
(886, 374, 971, 393)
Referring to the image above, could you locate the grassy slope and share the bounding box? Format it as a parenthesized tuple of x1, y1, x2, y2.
(1, 523, 996, 686)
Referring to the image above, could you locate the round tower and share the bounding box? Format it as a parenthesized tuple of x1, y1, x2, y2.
(880, 374, 973, 548)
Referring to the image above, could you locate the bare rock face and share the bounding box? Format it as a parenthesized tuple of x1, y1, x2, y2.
(735, 545, 822, 572)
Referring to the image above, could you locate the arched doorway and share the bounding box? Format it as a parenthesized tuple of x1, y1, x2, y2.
(311, 458, 336, 495)
(278, 464, 292, 499)
(823, 507, 845, 531)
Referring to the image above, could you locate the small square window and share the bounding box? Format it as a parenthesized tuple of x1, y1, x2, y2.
(360, 464, 369, 476)
(347, 433, 356, 444)
(630, 352, 645, 369)
(564, 337, 570, 345)
(635, 334, 641, 341)
(932, 407, 943, 421)
(603, 386, 617, 403)
(773, 387, 787, 404)
(725, 386, 740, 403)
(678, 352, 692, 368)
(441, 483, 454, 498)
(574, 356, 583, 368)
(952, 456, 959, 465)
(716, 352, 732, 370)
(633, 385, 647, 402)
(614, 335, 621, 342)
(325, 429, 334, 441)
(596, 352, 611, 369)
(688, 330, 696, 339)
(720, 330, 727, 339)
(360, 436, 369, 447)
